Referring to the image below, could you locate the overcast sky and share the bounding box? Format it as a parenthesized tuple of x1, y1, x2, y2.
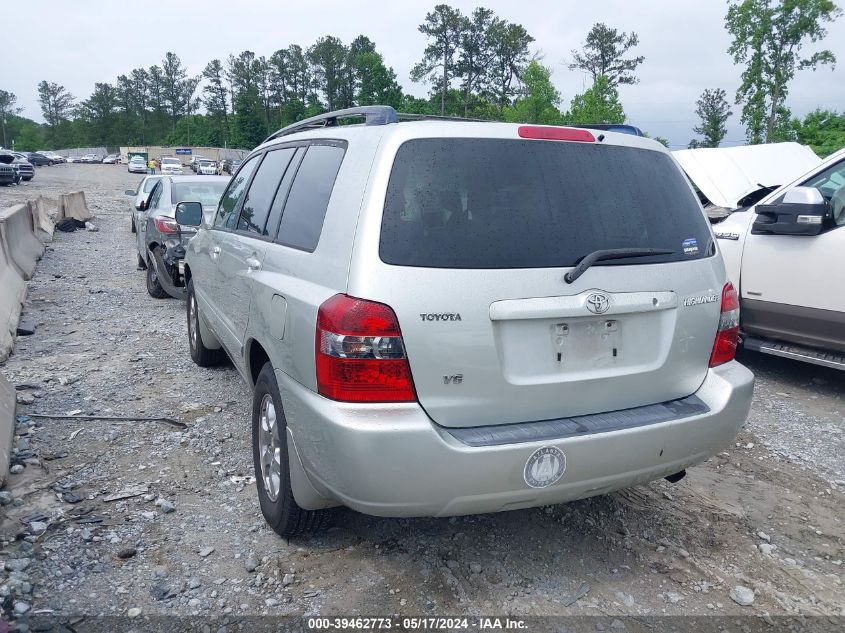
(5, 0, 845, 147)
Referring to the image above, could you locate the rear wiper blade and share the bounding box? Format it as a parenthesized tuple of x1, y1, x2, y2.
(564, 248, 675, 284)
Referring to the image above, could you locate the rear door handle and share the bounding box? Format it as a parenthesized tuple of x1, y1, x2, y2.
(246, 257, 262, 272)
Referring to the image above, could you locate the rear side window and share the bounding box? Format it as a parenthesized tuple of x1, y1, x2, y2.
(237, 148, 296, 236)
(276, 144, 345, 252)
(171, 181, 228, 206)
(214, 155, 260, 230)
(380, 139, 712, 268)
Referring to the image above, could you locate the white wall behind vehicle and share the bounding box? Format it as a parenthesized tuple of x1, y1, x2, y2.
(674, 142, 822, 209)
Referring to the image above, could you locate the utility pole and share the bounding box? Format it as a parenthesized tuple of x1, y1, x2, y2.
(2, 118, 6, 148)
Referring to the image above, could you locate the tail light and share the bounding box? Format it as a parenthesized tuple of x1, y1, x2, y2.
(518, 126, 595, 142)
(709, 282, 740, 367)
(316, 294, 416, 402)
(154, 217, 180, 234)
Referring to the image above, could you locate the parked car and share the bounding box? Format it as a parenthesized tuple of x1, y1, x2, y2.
(12, 153, 34, 181)
(127, 156, 148, 174)
(160, 157, 183, 175)
(196, 159, 217, 175)
(125, 175, 163, 233)
(0, 152, 18, 185)
(177, 106, 754, 537)
(102, 153, 121, 164)
(137, 175, 229, 299)
(37, 151, 64, 164)
(65, 155, 80, 163)
(189, 156, 205, 172)
(26, 152, 53, 166)
(699, 146, 845, 370)
(224, 158, 242, 175)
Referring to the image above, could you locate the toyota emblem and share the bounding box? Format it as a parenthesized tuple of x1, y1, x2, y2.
(586, 292, 611, 314)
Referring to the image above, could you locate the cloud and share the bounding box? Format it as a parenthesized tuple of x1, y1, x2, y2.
(4, 0, 843, 147)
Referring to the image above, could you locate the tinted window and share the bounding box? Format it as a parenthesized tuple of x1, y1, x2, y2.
(214, 155, 260, 229)
(263, 150, 303, 239)
(237, 148, 296, 236)
(380, 139, 712, 268)
(276, 144, 345, 251)
(171, 181, 228, 207)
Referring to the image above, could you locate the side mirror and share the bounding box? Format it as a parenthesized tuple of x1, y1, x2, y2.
(125, 189, 136, 196)
(752, 186, 829, 236)
(175, 201, 203, 227)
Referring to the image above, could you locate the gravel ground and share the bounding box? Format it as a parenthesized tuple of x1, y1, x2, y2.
(0, 165, 843, 626)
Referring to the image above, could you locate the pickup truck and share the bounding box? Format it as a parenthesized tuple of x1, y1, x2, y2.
(694, 146, 845, 370)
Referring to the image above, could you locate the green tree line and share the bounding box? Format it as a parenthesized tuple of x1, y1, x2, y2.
(0, 1, 842, 155)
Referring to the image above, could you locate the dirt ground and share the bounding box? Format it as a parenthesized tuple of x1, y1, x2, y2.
(0, 165, 842, 627)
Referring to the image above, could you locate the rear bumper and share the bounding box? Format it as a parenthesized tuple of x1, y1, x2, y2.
(150, 246, 187, 300)
(280, 361, 754, 517)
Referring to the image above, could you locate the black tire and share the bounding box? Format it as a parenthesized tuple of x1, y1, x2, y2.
(252, 362, 331, 537)
(137, 252, 147, 269)
(186, 279, 226, 367)
(131, 215, 136, 233)
(146, 258, 169, 299)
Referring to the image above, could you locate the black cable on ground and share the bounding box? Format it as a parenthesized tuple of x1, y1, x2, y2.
(24, 413, 187, 430)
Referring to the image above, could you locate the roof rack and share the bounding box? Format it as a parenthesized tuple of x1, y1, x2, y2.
(262, 106, 502, 144)
(265, 106, 644, 145)
(263, 106, 399, 143)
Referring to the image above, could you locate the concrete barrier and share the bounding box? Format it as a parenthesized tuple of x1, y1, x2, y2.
(29, 196, 54, 242)
(0, 204, 45, 280)
(0, 373, 14, 486)
(56, 191, 93, 222)
(0, 227, 26, 363)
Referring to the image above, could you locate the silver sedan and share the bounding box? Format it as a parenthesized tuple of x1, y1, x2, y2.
(136, 175, 230, 299)
(125, 175, 163, 234)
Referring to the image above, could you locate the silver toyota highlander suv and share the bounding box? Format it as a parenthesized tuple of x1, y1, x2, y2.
(176, 106, 754, 537)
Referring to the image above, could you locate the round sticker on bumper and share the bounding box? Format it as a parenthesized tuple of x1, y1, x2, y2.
(524, 446, 566, 488)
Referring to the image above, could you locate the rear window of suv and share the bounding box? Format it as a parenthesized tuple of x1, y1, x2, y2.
(379, 138, 711, 269)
